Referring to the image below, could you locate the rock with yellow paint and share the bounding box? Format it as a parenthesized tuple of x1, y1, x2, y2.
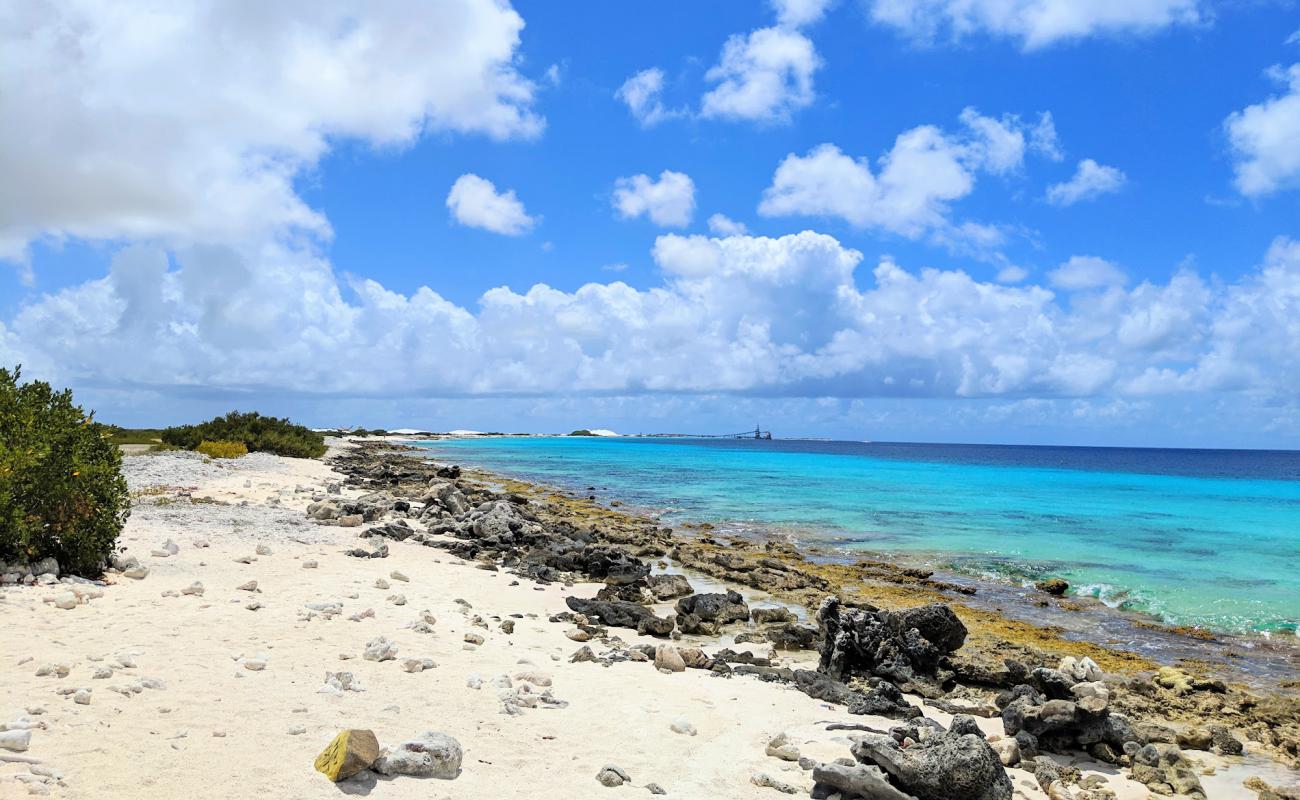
(313, 729, 380, 782)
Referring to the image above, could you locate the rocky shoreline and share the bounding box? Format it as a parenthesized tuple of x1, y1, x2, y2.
(315, 440, 1300, 797)
(3, 441, 1297, 799)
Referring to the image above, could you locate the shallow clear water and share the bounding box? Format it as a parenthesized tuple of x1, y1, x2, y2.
(415, 437, 1300, 636)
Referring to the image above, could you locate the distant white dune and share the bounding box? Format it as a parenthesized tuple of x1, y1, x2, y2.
(447, 429, 485, 436)
(388, 428, 426, 435)
(588, 429, 620, 437)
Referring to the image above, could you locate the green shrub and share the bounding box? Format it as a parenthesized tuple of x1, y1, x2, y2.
(162, 411, 326, 458)
(568, 429, 595, 436)
(103, 426, 165, 445)
(195, 440, 248, 459)
(0, 366, 130, 576)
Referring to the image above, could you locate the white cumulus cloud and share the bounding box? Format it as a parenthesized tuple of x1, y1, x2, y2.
(9, 233, 1300, 413)
(613, 171, 696, 228)
(758, 108, 1039, 238)
(1049, 255, 1128, 291)
(997, 265, 1029, 283)
(0, 0, 543, 267)
(708, 214, 749, 236)
(1226, 64, 1300, 198)
(868, 0, 1203, 50)
(771, 0, 834, 27)
(1046, 159, 1128, 205)
(615, 68, 683, 127)
(446, 174, 536, 235)
(700, 27, 820, 123)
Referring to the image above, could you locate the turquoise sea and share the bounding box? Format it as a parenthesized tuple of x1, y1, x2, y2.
(415, 437, 1300, 638)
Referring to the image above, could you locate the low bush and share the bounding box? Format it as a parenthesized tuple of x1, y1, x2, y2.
(195, 440, 248, 459)
(103, 426, 166, 445)
(568, 429, 595, 436)
(162, 411, 326, 459)
(0, 366, 130, 575)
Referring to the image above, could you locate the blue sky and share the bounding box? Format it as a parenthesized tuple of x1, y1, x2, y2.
(2, 1, 1300, 447)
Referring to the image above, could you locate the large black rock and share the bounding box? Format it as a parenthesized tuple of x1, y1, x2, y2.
(674, 590, 750, 634)
(565, 595, 674, 636)
(816, 596, 967, 696)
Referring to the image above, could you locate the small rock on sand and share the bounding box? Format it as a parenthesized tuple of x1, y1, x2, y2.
(52, 592, 78, 610)
(255, 544, 272, 556)
(390, 571, 409, 582)
(363, 637, 398, 662)
(654, 644, 685, 673)
(751, 772, 799, 794)
(181, 582, 204, 596)
(765, 732, 800, 761)
(302, 560, 318, 569)
(237, 580, 258, 592)
(73, 689, 92, 705)
(596, 764, 630, 787)
(670, 718, 697, 736)
(509, 671, 551, 686)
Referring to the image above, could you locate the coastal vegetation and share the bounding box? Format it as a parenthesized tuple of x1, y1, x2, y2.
(161, 411, 326, 458)
(103, 426, 167, 446)
(194, 439, 249, 459)
(568, 429, 595, 436)
(0, 366, 129, 575)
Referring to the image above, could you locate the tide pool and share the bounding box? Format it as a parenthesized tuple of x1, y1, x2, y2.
(415, 437, 1300, 636)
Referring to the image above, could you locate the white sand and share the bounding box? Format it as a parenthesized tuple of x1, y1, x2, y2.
(0, 450, 1266, 799)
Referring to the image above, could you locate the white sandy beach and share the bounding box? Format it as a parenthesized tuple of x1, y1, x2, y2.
(0, 447, 1284, 799)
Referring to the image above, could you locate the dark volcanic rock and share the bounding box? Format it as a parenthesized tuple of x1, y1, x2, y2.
(365, 520, 416, 541)
(752, 606, 798, 624)
(816, 596, 966, 696)
(851, 715, 1013, 800)
(674, 591, 750, 635)
(645, 573, 694, 600)
(595, 582, 655, 604)
(565, 596, 674, 636)
(765, 622, 818, 651)
(1035, 577, 1069, 596)
(999, 670, 1143, 761)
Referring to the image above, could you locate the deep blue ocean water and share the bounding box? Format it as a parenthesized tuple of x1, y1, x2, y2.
(415, 437, 1300, 636)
